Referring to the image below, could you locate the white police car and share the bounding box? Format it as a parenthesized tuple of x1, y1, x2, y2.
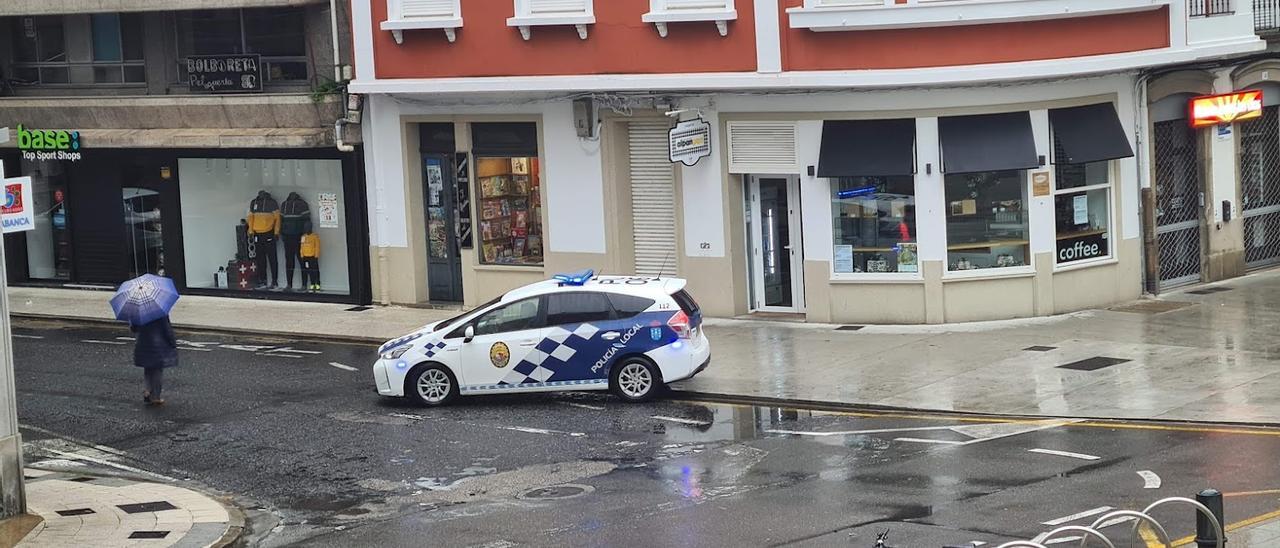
(373, 270, 711, 406)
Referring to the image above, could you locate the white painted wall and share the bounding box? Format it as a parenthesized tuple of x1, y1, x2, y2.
(1210, 69, 1238, 224)
(914, 117, 946, 263)
(541, 101, 607, 254)
(1028, 109, 1054, 255)
(753, 0, 781, 73)
(679, 110, 727, 258)
(797, 121, 830, 261)
(363, 94, 408, 248)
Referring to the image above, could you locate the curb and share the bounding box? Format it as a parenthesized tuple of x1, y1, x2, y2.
(11, 312, 385, 346)
(669, 390, 1280, 429)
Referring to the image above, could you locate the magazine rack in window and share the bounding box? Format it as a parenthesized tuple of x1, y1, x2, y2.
(508, 0, 595, 40)
(382, 0, 462, 44)
(643, 0, 737, 37)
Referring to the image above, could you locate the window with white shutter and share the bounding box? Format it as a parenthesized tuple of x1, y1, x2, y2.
(381, 0, 462, 44)
(627, 120, 680, 276)
(642, 0, 737, 37)
(508, 0, 595, 40)
(727, 122, 799, 174)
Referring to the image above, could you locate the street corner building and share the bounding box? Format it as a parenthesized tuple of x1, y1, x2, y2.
(355, 0, 1269, 324)
(0, 0, 373, 304)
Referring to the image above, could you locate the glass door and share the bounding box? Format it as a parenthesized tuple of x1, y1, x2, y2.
(122, 186, 165, 278)
(424, 154, 463, 302)
(748, 175, 804, 312)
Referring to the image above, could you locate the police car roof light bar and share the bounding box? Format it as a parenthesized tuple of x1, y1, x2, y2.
(553, 269, 595, 286)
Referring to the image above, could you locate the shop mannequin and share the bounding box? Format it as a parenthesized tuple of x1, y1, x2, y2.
(279, 192, 311, 291)
(247, 191, 281, 289)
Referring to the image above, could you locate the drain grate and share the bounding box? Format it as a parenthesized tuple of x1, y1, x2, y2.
(1024, 346, 1057, 352)
(56, 508, 95, 517)
(345, 306, 373, 312)
(835, 325, 865, 331)
(118, 501, 178, 514)
(128, 531, 171, 539)
(1188, 287, 1233, 295)
(518, 484, 593, 500)
(1057, 356, 1131, 372)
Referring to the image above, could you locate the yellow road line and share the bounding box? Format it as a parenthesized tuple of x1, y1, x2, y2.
(1224, 488, 1280, 498)
(1169, 508, 1280, 547)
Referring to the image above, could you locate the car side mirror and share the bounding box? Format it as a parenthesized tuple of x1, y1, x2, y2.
(464, 325, 475, 343)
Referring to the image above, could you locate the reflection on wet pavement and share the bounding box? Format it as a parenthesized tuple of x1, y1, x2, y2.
(678, 269, 1280, 423)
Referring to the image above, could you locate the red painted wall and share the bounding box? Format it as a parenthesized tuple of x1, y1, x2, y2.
(779, 3, 1170, 71)
(371, 0, 758, 78)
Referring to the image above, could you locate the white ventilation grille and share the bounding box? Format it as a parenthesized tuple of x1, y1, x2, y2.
(628, 120, 679, 277)
(727, 121, 799, 174)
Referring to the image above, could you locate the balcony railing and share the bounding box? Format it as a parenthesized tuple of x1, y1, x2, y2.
(1189, 0, 1234, 16)
(1258, 0, 1280, 31)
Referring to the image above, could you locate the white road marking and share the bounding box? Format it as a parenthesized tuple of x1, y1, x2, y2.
(1028, 448, 1100, 461)
(178, 346, 213, 352)
(954, 419, 1083, 447)
(764, 426, 965, 437)
(1041, 506, 1114, 526)
(894, 437, 965, 445)
(82, 339, 127, 345)
(559, 402, 606, 410)
(12, 334, 44, 339)
(651, 415, 712, 426)
(1044, 536, 1083, 545)
(1096, 516, 1137, 529)
(389, 413, 427, 421)
(329, 362, 358, 371)
(41, 447, 179, 483)
(222, 344, 274, 352)
(115, 337, 135, 341)
(258, 353, 303, 359)
(497, 426, 586, 437)
(266, 347, 322, 355)
(1138, 470, 1162, 489)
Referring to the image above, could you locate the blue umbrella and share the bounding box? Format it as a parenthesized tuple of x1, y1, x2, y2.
(110, 274, 179, 326)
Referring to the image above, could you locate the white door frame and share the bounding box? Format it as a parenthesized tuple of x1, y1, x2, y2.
(746, 174, 806, 313)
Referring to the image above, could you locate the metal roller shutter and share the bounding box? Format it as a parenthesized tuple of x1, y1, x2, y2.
(628, 120, 678, 276)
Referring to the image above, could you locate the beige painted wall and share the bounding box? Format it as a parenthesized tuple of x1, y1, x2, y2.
(942, 275, 1037, 322)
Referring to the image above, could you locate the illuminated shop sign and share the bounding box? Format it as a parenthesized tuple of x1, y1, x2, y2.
(1190, 90, 1263, 128)
(16, 125, 83, 162)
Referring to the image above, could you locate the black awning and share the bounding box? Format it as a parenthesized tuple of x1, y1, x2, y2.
(1049, 103, 1135, 165)
(939, 112, 1039, 174)
(471, 122, 538, 156)
(817, 119, 916, 178)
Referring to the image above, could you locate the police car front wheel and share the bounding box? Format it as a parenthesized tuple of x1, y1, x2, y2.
(408, 364, 458, 406)
(611, 358, 661, 402)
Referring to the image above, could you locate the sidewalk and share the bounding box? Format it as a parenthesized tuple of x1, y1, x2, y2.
(9, 269, 1280, 424)
(10, 467, 240, 547)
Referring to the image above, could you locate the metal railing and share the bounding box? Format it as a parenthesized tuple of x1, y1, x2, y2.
(10, 61, 146, 87)
(1189, 0, 1235, 16)
(1257, 0, 1280, 31)
(994, 496, 1225, 548)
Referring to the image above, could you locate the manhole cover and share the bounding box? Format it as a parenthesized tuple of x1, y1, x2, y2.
(518, 484, 593, 500)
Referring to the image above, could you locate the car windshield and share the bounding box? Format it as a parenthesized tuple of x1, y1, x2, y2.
(433, 296, 502, 332)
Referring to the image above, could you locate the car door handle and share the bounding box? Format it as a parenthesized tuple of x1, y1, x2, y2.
(519, 341, 538, 347)
(601, 332, 621, 341)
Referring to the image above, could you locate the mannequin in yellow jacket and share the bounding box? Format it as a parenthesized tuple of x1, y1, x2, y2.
(300, 232, 321, 292)
(247, 191, 281, 289)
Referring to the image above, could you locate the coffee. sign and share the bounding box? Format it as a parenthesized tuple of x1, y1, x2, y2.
(1057, 231, 1108, 264)
(187, 54, 263, 93)
(16, 125, 82, 162)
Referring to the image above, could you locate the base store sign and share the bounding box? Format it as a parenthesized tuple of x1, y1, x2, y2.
(1, 177, 35, 233)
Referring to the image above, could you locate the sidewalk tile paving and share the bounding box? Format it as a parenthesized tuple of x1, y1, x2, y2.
(15, 470, 237, 547)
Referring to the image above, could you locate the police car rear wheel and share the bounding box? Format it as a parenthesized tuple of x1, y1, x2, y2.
(612, 359, 659, 402)
(410, 365, 457, 406)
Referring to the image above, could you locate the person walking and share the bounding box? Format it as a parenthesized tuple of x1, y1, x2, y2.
(132, 316, 177, 406)
(110, 274, 181, 406)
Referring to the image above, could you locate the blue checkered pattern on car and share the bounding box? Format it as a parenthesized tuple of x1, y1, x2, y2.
(420, 341, 448, 358)
(496, 311, 677, 386)
(462, 379, 608, 393)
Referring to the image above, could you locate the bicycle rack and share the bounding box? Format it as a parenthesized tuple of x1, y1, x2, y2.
(992, 495, 1226, 548)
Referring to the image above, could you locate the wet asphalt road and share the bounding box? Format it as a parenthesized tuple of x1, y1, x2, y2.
(11, 319, 1280, 547)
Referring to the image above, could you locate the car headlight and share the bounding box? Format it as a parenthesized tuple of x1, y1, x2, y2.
(381, 345, 412, 360)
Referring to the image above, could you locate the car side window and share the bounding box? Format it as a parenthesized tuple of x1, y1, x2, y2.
(606, 293, 655, 318)
(471, 298, 543, 336)
(545, 292, 614, 327)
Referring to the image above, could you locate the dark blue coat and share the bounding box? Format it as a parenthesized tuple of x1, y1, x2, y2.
(131, 317, 178, 369)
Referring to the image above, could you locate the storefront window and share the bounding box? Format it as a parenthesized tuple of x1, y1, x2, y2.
(472, 122, 543, 266)
(830, 176, 918, 274)
(475, 157, 543, 265)
(1054, 159, 1112, 265)
(20, 158, 71, 280)
(944, 170, 1029, 271)
(178, 158, 349, 294)
(175, 8, 309, 84)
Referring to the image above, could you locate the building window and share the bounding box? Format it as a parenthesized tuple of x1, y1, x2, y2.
(10, 14, 144, 86)
(20, 158, 72, 280)
(944, 170, 1030, 271)
(178, 158, 350, 294)
(175, 8, 310, 84)
(1053, 157, 1112, 265)
(830, 176, 918, 274)
(472, 123, 544, 266)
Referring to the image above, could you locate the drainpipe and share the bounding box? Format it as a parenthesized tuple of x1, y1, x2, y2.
(1135, 71, 1159, 295)
(329, 0, 343, 82)
(335, 119, 355, 152)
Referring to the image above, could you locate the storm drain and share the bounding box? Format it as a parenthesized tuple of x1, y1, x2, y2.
(1023, 346, 1057, 352)
(517, 484, 594, 501)
(1057, 356, 1131, 372)
(1187, 286, 1233, 295)
(835, 325, 865, 331)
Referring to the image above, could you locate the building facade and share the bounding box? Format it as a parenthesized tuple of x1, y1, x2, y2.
(350, 0, 1266, 323)
(0, 0, 371, 303)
